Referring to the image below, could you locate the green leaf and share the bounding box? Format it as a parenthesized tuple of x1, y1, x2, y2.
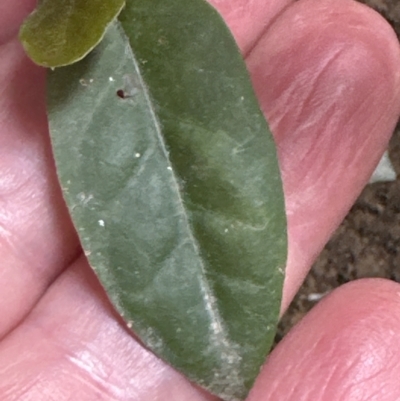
(47, 2, 286, 400)
(19, 0, 125, 67)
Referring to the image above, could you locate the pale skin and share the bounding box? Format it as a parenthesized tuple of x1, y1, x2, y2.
(1, 0, 400, 399)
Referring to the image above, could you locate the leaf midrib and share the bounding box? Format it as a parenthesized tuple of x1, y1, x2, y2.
(118, 22, 231, 352)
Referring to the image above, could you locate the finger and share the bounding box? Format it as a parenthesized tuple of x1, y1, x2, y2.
(0, 257, 219, 401)
(246, 0, 400, 312)
(248, 279, 400, 401)
(207, 0, 293, 54)
(0, 0, 35, 45)
(0, 39, 80, 338)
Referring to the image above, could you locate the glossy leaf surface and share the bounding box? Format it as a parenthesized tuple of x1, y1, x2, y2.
(47, 2, 287, 399)
(19, 0, 125, 67)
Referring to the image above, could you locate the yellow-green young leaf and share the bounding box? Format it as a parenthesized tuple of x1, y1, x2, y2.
(19, 0, 125, 67)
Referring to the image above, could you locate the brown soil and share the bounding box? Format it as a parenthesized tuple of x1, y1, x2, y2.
(276, 0, 400, 342)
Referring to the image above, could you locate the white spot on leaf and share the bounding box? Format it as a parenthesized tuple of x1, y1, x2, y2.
(77, 192, 94, 206)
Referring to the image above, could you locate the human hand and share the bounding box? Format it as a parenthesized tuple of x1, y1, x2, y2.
(1, 0, 400, 399)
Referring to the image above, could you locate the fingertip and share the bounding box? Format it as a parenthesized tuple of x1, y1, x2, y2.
(249, 279, 400, 400)
(246, 0, 400, 310)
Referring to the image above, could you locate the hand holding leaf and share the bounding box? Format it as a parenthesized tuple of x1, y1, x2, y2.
(0, 0, 399, 400)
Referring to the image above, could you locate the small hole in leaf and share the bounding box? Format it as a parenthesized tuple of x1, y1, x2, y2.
(116, 89, 126, 99)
